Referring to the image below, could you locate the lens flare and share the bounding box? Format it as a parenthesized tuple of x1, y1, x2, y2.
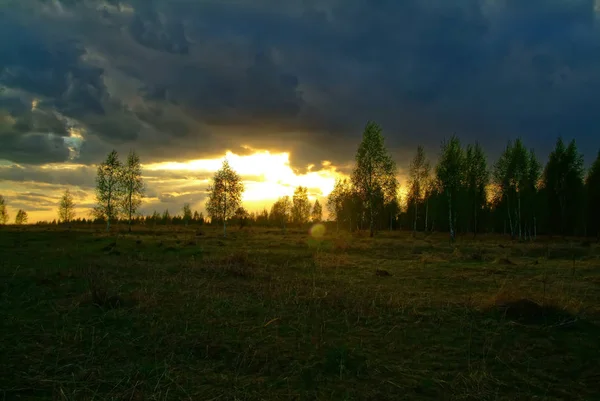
(309, 223, 326, 239)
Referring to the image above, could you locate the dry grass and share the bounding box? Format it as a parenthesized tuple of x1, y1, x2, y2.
(1, 225, 599, 400)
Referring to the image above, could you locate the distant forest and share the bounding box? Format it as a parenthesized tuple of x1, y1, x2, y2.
(2, 121, 600, 240)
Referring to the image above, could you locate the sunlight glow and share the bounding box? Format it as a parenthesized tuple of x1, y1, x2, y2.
(6, 150, 348, 223)
(144, 150, 345, 203)
(63, 128, 85, 161)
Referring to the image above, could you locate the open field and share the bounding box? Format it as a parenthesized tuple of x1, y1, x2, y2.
(1, 225, 600, 400)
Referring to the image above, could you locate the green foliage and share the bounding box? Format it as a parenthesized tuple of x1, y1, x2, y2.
(292, 186, 311, 225)
(58, 189, 76, 223)
(233, 206, 250, 228)
(122, 150, 145, 230)
(206, 160, 245, 236)
(182, 203, 192, 225)
(351, 121, 398, 237)
(408, 145, 431, 232)
(492, 139, 541, 239)
(543, 138, 585, 235)
(270, 196, 292, 230)
(327, 179, 347, 224)
(14, 209, 28, 225)
(327, 178, 363, 231)
(0, 195, 8, 225)
(464, 142, 489, 234)
(311, 199, 323, 223)
(436, 136, 465, 195)
(94, 150, 124, 231)
(436, 136, 465, 240)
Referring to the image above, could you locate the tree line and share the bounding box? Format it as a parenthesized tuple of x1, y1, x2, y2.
(2, 121, 599, 240)
(327, 124, 600, 240)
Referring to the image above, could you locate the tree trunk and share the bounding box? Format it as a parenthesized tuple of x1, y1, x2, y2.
(517, 192, 522, 240)
(447, 191, 455, 242)
(223, 191, 227, 237)
(369, 201, 374, 238)
(473, 195, 479, 238)
(559, 194, 566, 236)
(473, 208, 478, 238)
(413, 200, 418, 235)
(128, 191, 133, 232)
(506, 194, 514, 239)
(425, 198, 429, 233)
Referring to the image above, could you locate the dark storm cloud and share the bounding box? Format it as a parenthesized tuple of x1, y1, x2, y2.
(1, 0, 600, 168)
(0, 132, 70, 164)
(128, 1, 190, 55)
(0, 164, 97, 187)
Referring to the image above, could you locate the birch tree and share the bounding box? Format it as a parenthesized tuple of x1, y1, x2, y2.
(351, 121, 398, 237)
(15, 209, 28, 225)
(524, 149, 541, 239)
(408, 146, 431, 233)
(58, 189, 76, 223)
(436, 136, 465, 242)
(270, 196, 292, 232)
(292, 186, 311, 225)
(311, 199, 323, 223)
(543, 138, 584, 235)
(94, 150, 124, 232)
(327, 179, 348, 231)
(182, 203, 192, 226)
(206, 159, 244, 237)
(493, 142, 513, 237)
(0, 195, 9, 225)
(423, 175, 435, 232)
(464, 143, 489, 235)
(493, 140, 525, 239)
(511, 139, 530, 240)
(122, 150, 144, 232)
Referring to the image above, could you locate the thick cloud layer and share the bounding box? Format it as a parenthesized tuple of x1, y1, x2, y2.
(1, 0, 600, 169)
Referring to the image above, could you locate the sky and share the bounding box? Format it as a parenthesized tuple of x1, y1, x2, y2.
(2, 0, 600, 222)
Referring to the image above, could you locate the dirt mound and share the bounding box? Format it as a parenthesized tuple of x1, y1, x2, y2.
(494, 298, 573, 325)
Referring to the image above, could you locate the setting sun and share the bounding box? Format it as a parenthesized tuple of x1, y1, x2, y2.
(143, 150, 345, 207)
